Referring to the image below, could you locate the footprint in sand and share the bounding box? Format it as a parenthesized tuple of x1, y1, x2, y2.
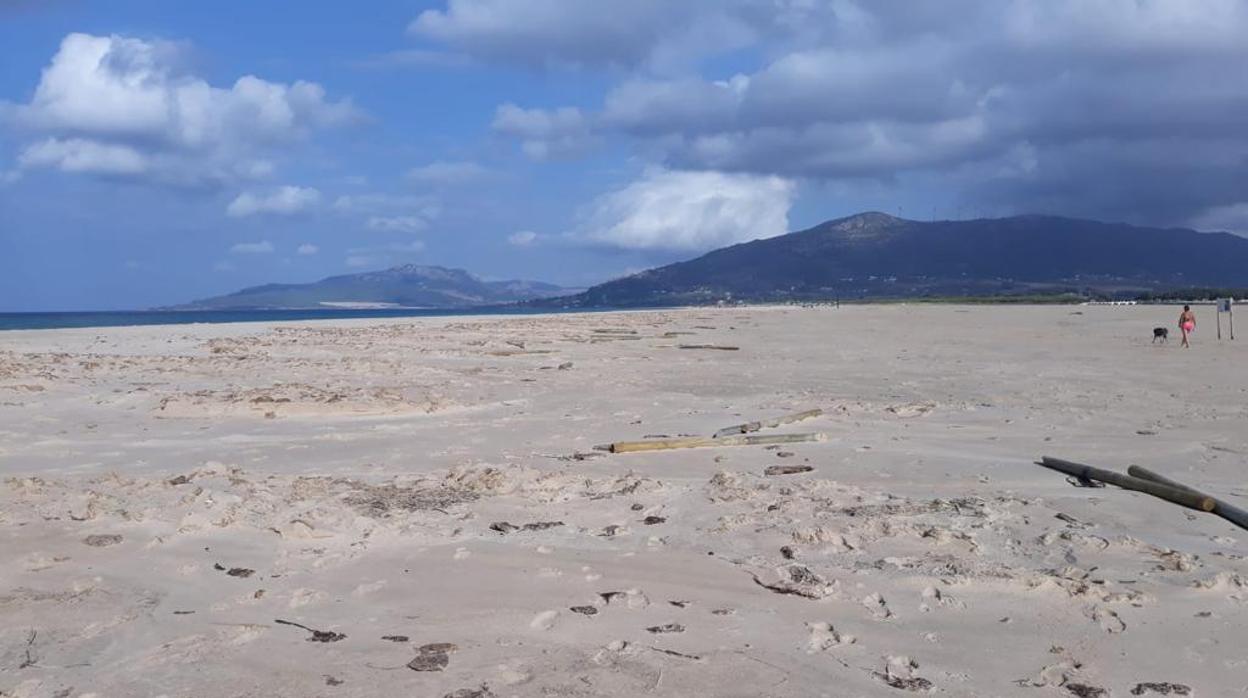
(862, 593, 893, 621)
(1087, 605, 1125, 633)
(599, 588, 650, 609)
(352, 580, 387, 596)
(530, 610, 560, 630)
(22, 553, 70, 571)
(919, 586, 965, 612)
(806, 622, 855, 652)
(288, 588, 326, 609)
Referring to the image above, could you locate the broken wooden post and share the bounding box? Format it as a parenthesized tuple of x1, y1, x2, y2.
(603, 432, 827, 454)
(1127, 465, 1248, 531)
(714, 408, 823, 438)
(1037, 457, 1215, 512)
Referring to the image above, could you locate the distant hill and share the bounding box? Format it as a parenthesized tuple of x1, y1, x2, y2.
(171, 264, 574, 310)
(547, 213, 1248, 307)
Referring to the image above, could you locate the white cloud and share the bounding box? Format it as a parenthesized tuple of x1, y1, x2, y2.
(332, 193, 438, 215)
(227, 186, 321, 217)
(409, 0, 760, 71)
(475, 1, 1248, 225)
(367, 215, 429, 233)
(345, 255, 374, 268)
(18, 137, 148, 175)
(407, 160, 487, 184)
(213, 260, 236, 272)
(296, 243, 319, 255)
(11, 32, 360, 186)
(581, 168, 795, 251)
(508, 230, 539, 246)
(492, 103, 593, 160)
(229, 240, 275, 254)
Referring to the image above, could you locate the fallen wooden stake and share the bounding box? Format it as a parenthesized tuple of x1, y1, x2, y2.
(601, 432, 827, 454)
(714, 408, 823, 438)
(678, 344, 739, 351)
(1037, 457, 1215, 512)
(1127, 465, 1248, 531)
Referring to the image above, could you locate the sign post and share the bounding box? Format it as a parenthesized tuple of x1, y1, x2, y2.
(1217, 298, 1234, 340)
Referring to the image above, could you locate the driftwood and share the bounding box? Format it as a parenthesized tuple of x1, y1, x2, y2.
(1037, 457, 1215, 512)
(714, 408, 823, 438)
(602, 432, 827, 454)
(678, 344, 739, 351)
(1127, 465, 1248, 531)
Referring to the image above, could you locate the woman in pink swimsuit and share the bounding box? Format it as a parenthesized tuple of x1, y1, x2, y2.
(1178, 305, 1196, 348)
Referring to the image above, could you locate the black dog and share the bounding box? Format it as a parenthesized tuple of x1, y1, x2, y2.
(1152, 327, 1168, 343)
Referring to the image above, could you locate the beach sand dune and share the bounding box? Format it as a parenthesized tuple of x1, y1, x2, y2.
(1, 305, 1244, 696)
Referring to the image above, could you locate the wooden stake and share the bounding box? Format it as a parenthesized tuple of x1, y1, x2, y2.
(1127, 465, 1248, 531)
(1037, 457, 1215, 512)
(604, 432, 827, 454)
(714, 408, 824, 438)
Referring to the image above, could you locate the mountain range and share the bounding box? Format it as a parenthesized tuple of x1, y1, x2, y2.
(173, 264, 573, 310)
(552, 213, 1248, 307)
(178, 213, 1248, 310)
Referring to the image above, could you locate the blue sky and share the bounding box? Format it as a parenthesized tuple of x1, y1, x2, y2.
(3, 1, 1248, 310)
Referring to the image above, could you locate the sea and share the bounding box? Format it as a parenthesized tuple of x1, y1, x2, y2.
(0, 306, 598, 332)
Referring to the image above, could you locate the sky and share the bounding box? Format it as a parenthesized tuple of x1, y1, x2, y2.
(2, 0, 1248, 311)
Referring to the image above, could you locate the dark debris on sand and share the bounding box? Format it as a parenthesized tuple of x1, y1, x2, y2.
(345, 483, 479, 517)
(489, 520, 564, 534)
(1131, 684, 1191, 696)
(274, 618, 346, 643)
(408, 642, 459, 672)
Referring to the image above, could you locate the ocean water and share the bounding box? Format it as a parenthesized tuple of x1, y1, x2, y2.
(0, 306, 595, 332)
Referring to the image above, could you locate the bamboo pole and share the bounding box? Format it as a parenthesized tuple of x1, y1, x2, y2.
(1038, 457, 1215, 512)
(604, 432, 827, 454)
(714, 408, 824, 438)
(1127, 465, 1248, 531)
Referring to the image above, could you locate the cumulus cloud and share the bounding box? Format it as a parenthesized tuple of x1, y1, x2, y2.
(10, 32, 360, 186)
(227, 186, 321, 217)
(229, 241, 275, 254)
(479, 0, 1248, 226)
(18, 138, 148, 175)
(492, 104, 594, 160)
(408, 160, 487, 184)
(332, 192, 441, 233)
(508, 230, 539, 246)
(581, 168, 795, 252)
(296, 243, 319, 255)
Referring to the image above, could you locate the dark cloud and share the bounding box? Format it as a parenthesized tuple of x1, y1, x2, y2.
(429, 0, 1248, 229)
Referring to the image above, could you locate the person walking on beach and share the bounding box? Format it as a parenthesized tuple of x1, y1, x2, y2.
(1178, 305, 1196, 348)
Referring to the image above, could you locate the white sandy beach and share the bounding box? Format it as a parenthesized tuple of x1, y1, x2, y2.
(1, 305, 1245, 697)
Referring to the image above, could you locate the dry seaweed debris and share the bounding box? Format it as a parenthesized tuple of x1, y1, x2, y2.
(344, 482, 479, 517)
